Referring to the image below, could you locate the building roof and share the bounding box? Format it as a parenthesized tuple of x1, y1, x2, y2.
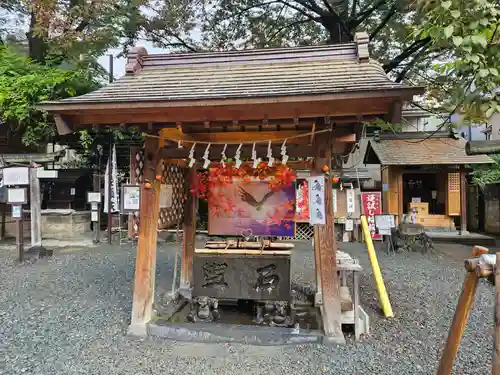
(40, 33, 421, 109)
(364, 132, 494, 165)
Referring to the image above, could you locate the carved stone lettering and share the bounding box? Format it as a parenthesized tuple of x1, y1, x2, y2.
(202, 262, 228, 289)
(254, 264, 280, 293)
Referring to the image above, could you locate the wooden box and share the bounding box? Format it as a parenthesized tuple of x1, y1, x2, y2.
(416, 214, 455, 228)
(408, 202, 429, 215)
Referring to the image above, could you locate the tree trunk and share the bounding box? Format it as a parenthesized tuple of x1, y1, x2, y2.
(26, 12, 47, 62)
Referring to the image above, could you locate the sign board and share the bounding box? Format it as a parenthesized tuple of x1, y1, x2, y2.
(91, 211, 99, 222)
(12, 205, 22, 219)
(36, 168, 58, 179)
(159, 184, 173, 208)
(346, 188, 355, 214)
(87, 192, 101, 203)
(411, 197, 422, 203)
(345, 219, 354, 231)
(91, 202, 98, 211)
(4, 167, 29, 186)
(121, 185, 140, 213)
(361, 192, 382, 240)
(382, 183, 389, 192)
(7, 187, 27, 204)
(70, 188, 76, 196)
(375, 214, 396, 231)
(307, 176, 326, 225)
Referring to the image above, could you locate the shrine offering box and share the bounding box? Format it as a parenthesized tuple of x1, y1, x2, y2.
(193, 250, 291, 302)
(408, 202, 429, 215)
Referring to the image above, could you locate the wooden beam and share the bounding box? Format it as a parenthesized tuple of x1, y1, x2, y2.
(465, 140, 500, 155)
(314, 136, 344, 342)
(179, 167, 197, 298)
(74, 97, 394, 125)
(128, 138, 160, 337)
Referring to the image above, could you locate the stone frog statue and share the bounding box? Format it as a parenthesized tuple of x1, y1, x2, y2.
(187, 296, 220, 323)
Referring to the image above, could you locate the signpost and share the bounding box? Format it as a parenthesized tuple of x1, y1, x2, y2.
(4, 167, 29, 261)
(87, 192, 102, 244)
(375, 214, 396, 253)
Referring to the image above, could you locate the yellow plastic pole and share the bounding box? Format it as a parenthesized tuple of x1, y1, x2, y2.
(360, 215, 394, 318)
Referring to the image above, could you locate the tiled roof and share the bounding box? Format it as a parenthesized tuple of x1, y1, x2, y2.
(364, 136, 494, 165)
(50, 33, 417, 105)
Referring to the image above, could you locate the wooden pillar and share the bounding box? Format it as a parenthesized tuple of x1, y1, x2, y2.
(179, 167, 196, 297)
(128, 138, 160, 337)
(313, 135, 344, 342)
(460, 170, 468, 234)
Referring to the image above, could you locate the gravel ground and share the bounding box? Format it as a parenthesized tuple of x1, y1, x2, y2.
(0, 240, 494, 374)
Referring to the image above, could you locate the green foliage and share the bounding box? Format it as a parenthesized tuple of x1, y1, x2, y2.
(417, 0, 500, 122)
(0, 45, 99, 147)
(365, 118, 404, 132)
(472, 155, 500, 187)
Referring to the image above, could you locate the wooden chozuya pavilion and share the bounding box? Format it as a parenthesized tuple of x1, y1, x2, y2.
(40, 32, 422, 341)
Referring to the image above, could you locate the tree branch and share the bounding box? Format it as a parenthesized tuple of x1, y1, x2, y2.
(320, 0, 335, 13)
(383, 37, 431, 73)
(349, 0, 386, 28)
(234, 1, 282, 17)
(395, 44, 429, 82)
(350, 0, 358, 19)
(265, 17, 317, 44)
(369, 4, 396, 40)
(276, 0, 321, 20)
(144, 29, 198, 52)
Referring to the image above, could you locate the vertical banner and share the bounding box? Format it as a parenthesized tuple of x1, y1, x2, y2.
(295, 179, 310, 222)
(361, 192, 382, 240)
(308, 176, 326, 225)
(104, 144, 120, 213)
(346, 187, 356, 214)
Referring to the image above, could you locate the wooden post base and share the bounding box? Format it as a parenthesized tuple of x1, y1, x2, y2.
(127, 323, 149, 338)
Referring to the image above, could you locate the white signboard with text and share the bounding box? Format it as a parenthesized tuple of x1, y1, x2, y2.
(3, 167, 29, 186)
(308, 176, 326, 225)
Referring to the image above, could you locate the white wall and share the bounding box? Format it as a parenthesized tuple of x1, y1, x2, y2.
(488, 113, 500, 140)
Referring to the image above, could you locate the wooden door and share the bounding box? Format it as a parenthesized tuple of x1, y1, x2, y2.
(446, 172, 461, 216)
